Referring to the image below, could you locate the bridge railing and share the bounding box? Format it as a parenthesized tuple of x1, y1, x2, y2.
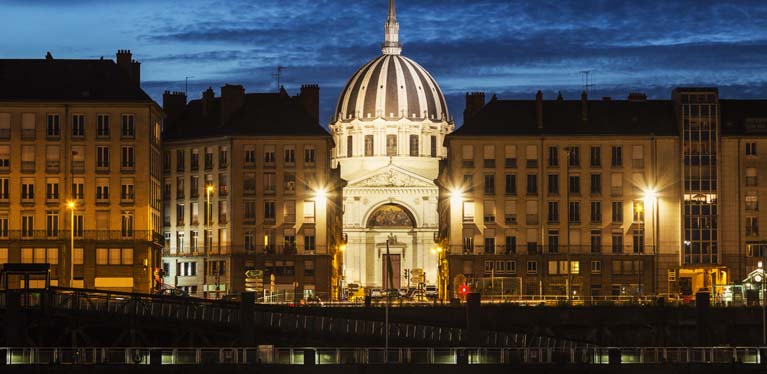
(2, 346, 764, 365)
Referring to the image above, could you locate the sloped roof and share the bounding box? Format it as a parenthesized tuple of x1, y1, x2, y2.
(162, 91, 329, 141)
(0, 59, 154, 102)
(452, 98, 678, 137)
(721, 99, 767, 136)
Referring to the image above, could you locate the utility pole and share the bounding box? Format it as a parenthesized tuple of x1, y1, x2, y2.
(272, 66, 285, 92)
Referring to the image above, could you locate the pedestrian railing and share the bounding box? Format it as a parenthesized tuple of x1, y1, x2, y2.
(1, 346, 764, 365)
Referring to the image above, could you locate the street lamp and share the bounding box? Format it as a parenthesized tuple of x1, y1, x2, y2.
(643, 187, 659, 295)
(205, 184, 214, 299)
(431, 246, 447, 302)
(67, 200, 76, 288)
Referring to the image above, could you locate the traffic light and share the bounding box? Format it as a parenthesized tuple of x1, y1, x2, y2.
(459, 284, 469, 296)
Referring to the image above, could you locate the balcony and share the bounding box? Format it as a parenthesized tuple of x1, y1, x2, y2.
(8, 230, 159, 241)
(46, 160, 60, 173)
(0, 129, 9, 139)
(441, 244, 656, 256)
(71, 161, 85, 173)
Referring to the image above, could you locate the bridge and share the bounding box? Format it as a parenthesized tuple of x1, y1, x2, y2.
(0, 287, 589, 349)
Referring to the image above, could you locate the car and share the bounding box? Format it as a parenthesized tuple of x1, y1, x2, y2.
(398, 289, 408, 298)
(157, 287, 188, 297)
(425, 285, 438, 299)
(369, 288, 383, 298)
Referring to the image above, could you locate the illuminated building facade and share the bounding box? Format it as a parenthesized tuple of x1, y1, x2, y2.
(161, 85, 344, 299)
(0, 50, 164, 292)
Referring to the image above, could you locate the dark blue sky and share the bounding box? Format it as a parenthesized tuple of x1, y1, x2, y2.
(2, 0, 766, 125)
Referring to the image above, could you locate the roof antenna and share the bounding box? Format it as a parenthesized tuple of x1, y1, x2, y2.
(272, 65, 285, 92)
(579, 70, 595, 95)
(185, 76, 195, 97)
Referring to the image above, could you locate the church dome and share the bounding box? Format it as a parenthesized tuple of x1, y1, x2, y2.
(334, 54, 449, 123)
(333, 0, 450, 124)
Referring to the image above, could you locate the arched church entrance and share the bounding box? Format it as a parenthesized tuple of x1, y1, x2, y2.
(365, 203, 416, 289)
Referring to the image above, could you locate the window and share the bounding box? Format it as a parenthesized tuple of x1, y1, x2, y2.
(243, 173, 256, 195)
(527, 174, 537, 195)
(527, 260, 537, 274)
(611, 201, 623, 223)
(463, 235, 474, 253)
(746, 194, 758, 211)
(547, 230, 559, 253)
(304, 145, 316, 164)
(0, 215, 7, 238)
(0, 113, 9, 139)
(747, 217, 759, 236)
(97, 146, 110, 170)
(284, 145, 295, 164)
(483, 200, 496, 224)
(746, 142, 757, 156)
(218, 174, 228, 196)
(97, 114, 110, 137)
(525, 201, 538, 225)
(591, 260, 601, 274)
(0, 145, 9, 169)
(547, 202, 558, 223)
(191, 148, 200, 170)
(462, 145, 474, 168)
(243, 145, 256, 166)
(21, 179, 34, 201)
(632, 145, 644, 168)
(176, 176, 185, 199)
(0, 178, 8, 200)
(47, 114, 60, 137)
(386, 135, 397, 156)
(567, 147, 579, 167)
(304, 229, 316, 251)
(569, 175, 580, 194)
(483, 145, 496, 168)
(121, 146, 134, 169)
(176, 204, 185, 225)
(484, 175, 495, 195)
(568, 202, 580, 223)
(46, 211, 59, 237)
(590, 146, 601, 167)
(218, 200, 228, 223)
(72, 114, 85, 137)
(746, 168, 758, 186)
(121, 114, 135, 138)
(96, 178, 109, 201)
(120, 178, 134, 202)
(548, 146, 558, 167)
(525, 145, 538, 168)
(547, 174, 559, 195)
(264, 201, 276, 222)
(121, 211, 134, 237)
(504, 174, 517, 195)
(504, 145, 517, 168)
(21, 215, 34, 237)
(463, 174, 473, 192)
(264, 145, 275, 165)
(191, 202, 199, 224)
(190, 176, 200, 197)
(22, 248, 57, 264)
(204, 147, 214, 169)
(284, 173, 296, 194)
(632, 228, 645, 253)
(346, 135, 353, 157)
(244, 201, 256, 223)
(409, 135, 419, 156)
(46, 145, 60, 171)
(175, 261, 197, 276)
(504, 201, 517, 224)
(284, 200, 296, 223)
(611, 146, 622, 167)
(264, 173, 275, 193)
(590, 230, 601, 253)
(304, 260, 315, 276)
(163, 151, 170, 172)
(611, 173, 623, 195)
(45, 178, 59, 200)
(462, 201, 475, 222)
(611, 232, 623, 253)
(590, 201, 602, 223)
(219, 146, 228, 168)
(484, 237, 495, 254)
(21, 145, 35, 172)
(505, 236, 516, 254)
(430, 136, 437, 157)
(364, 135, 374, 156)
(590, 174, 601, 194)
(22, 113, 35, 139)
(244, 231, 255, 251)
(633, 200, 645, 222)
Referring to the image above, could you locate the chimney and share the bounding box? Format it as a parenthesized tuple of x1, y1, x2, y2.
(581, 91, 588, 121)
(201, 87, 215, 117)
(536, 90, 543, 129)
(463, 92, 485, 123)
(628, 92, 647, 102)
(163, 90, 187, 122)
(116, 49, 141, 84)
(220, 84, 245, 124)
(299, 84, 320, 122)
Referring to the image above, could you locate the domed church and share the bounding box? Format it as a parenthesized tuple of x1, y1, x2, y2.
(330, 0, 454, 290)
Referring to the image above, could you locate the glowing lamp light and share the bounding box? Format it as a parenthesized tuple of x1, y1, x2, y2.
(459, 284, 469, 295)
(759, 261, 764, 269)
(206, 185, 215, 194)
(643, 188, 658, 205)
(431, 246, 443, 255)
(315, 187, 327, 206)
(339, 244, 347, 252)
(66, 200, 76, 209)
(450, 189, 462, 206)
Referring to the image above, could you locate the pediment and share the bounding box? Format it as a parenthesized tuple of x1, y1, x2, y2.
(348, 165, 435, 188)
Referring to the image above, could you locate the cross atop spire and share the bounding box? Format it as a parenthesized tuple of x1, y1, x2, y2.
(382, 0, 402, 55)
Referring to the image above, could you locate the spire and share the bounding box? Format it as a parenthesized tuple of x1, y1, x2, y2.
(382, 0, 402, 55)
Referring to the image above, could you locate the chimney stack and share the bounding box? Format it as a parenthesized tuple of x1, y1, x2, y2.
(163, 90, 187, 123)
(299, 84, 320, 123)
(628, 92, 647, 102)
(201, 87, 215, 117)
(116, 49, 141, 84)
(581, 91, 588, 121)
(536, 90, 543, 129)
(464, 92, 485, 123)
(220, 84, 245, 124)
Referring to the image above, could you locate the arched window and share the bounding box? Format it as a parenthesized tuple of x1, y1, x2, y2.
(367, 204, 414, 228)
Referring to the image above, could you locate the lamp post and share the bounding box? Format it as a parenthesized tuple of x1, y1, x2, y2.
(643, 188, 658, 296)
(67, 200, 76, 288)
(205, 184, 214, 299)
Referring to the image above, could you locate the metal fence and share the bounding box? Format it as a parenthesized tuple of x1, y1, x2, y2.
(2, 346, 764, 365)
